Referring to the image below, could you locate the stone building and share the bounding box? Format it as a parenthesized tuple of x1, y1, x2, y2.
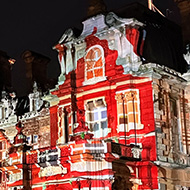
(0, 2, 190, 190)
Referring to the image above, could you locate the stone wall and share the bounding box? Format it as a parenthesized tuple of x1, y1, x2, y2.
(150, 65, 190, 188)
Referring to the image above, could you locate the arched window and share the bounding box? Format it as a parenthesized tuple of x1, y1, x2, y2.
(83, 45, 106, 85)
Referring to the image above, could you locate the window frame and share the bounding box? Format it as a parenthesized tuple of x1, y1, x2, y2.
(85, 97, 108, 138)
(116, 89, 144, 132)
(83, 45, 106, 85)
(169, 96, 183, 153)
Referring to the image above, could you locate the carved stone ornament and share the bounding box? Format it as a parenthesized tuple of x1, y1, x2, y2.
(58, 28, 74, 44)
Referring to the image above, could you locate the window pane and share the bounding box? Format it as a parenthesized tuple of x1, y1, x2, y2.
(87, 101, 94, 111)
(86, 98, 107, 138)
(48, 155, 58, 162)
(89, 123, 93, 132)
(86, 61, 93, 70)
(94, 68, 103, 77)
(101, 121, 107, 129)
(119, 116, 128, 124)
(86, 49, 93, 58)
(33, 135, 38, 143)
(94, 112, 99, 120)
(87, 70, 93, 80)
(86, 112, 91, 121)
(40, 156, 46, 163)
(95, 99, 104, 107)
(94, 57, 102, 67)
(89, 112, 94, 121)
(27, 136, 31, 143)
(170, 99, 177, 117)
(101, 110, 107, 119)
(93, 123, 99, 131)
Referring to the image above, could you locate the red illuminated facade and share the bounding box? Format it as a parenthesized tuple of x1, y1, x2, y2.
(0, 3, 190, 190)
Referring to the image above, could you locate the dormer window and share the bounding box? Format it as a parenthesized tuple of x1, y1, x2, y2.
(83, 45, 106, 85)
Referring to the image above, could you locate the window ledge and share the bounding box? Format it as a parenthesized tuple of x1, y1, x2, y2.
(83, 76, 107, 86)
(118, 123, 144, 132)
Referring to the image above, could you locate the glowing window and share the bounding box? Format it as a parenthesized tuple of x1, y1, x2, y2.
(116, 90, 143, 132)
(115, 94, 128, 126)
(83, 45, 106, 85)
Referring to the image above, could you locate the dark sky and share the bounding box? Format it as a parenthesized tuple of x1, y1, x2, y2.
(0, 0, 180, 96)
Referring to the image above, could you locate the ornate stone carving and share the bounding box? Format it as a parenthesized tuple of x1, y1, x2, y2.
(105, 12, 143, 27)
(58, 28, 74, 44)
(124, 91, 137, 101)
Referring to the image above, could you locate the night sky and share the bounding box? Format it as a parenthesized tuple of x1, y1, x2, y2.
(0, 0, 180, 96)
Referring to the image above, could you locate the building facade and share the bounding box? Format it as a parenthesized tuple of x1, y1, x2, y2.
(0, 3, 190, 190)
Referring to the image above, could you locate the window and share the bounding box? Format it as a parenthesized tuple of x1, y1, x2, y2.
(57, 105, 73, 144)
(26, 135, 38, 144)
(170, 97, 183, 152)
(33, 135, 38, 143)
(85, 98, 108, 138)
(115, 89, 143, 133)
(83, 45, 106, 85)
(38, 148, 59, 168)
(27, 136, 31, 144)
(115, 94, 128, 126)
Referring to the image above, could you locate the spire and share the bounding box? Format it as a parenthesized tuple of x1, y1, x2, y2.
(147, 0, 165, 17)
(184, 44, 190, 66)
(87, 0, 107, 17)
(148, 0, 153, 10)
